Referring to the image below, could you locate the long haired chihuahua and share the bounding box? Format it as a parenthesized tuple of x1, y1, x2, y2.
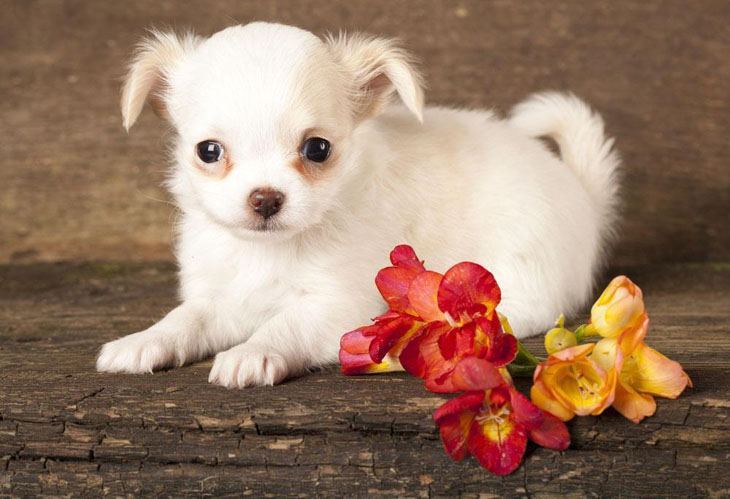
(97, 23, 620, 387)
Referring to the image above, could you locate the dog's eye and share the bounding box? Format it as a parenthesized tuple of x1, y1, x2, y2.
(301, 137, 331, 163)
(196, 140, 224, 163)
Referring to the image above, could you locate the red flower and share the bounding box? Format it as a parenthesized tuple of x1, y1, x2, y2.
(400, 262, 518, 392)
(339, 312, 422, 375)
(339, 245, 429, 375)
(433, 358, 570, 475)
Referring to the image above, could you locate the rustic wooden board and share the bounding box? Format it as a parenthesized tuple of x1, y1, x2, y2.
(1, 0, 729, 264)
(1, 262, 728, 496)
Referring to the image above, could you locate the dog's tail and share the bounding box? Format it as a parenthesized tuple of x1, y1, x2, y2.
(508, 92, 620, 227)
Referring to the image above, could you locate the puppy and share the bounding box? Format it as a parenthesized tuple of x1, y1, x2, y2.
(97, 22, 620, 388)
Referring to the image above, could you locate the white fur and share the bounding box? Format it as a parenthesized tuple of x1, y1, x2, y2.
(97, 23, 621, 388)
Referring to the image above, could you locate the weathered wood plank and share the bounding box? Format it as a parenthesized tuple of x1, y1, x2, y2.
(0, 262, 728, 496)
(1, 0, 728, 264)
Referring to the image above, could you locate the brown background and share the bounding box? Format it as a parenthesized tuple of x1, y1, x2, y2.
(1, 0, 728, 265)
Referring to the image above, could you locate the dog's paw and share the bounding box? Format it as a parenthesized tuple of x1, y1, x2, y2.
(96, 330, 176, 374)
(208, 343, 289, 388)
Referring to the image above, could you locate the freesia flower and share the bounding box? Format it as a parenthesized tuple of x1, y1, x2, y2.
(531, 343, 618, 421)
(434, 358, 570, 475)
(591, 316, 692, 423)
(339, 245, 430, 374)
(398, 262, 517, 392)
(339, 314, 409, 374)
(586, 276, 645, 338)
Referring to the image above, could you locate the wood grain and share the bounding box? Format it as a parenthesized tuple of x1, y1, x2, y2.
(1, 0, 728, 264)
(1, 262, 728, 496)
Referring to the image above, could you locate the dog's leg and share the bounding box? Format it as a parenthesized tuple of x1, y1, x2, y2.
(208, 294, 364, 388)
(96, 301, 229, 373)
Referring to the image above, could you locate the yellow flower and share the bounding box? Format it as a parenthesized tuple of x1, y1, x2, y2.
(591, 316, 692, 423)
(531, 343, 618, 421)
(544, 314, 578, 354)
(586, 276, 645, 338)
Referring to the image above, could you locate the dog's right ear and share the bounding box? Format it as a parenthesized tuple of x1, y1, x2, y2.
(121, 30, 200, 131)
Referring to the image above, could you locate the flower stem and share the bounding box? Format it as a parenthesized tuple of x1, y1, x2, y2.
(515, 341, 543, 366)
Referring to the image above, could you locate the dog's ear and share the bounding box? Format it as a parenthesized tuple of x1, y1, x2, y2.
(326, 33, 424, 123)
(121, 30, 200, 131)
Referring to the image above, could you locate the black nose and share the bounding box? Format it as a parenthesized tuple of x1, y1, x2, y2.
(248, 188, 285, 219)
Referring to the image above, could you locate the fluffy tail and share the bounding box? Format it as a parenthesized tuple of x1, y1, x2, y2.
(508, 92, 620, 226)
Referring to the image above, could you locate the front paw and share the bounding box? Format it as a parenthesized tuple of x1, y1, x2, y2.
(96, 330, 176, 374)
(208, 343, 289, 388)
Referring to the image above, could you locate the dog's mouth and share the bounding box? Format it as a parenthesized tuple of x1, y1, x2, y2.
(248, 218, 287, 233)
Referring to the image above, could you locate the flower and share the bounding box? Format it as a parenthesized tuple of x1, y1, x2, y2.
(398, 262, 517, 392)
(544, 314, 578, 354)
(531, 343, 618, 421)
(339, 315, 407, 374)
(591, 316, 692, 423)
(434, 358, 570, 475)
(586, 276, 645, 338)
(339, 245, 430, 374)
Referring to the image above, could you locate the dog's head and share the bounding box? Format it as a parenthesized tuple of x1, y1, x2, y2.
(121, 22, 423, 240)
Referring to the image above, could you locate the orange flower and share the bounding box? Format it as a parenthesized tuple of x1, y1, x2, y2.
(591, 316, 692, 423)
(586, 276, 645, 338)
(531, 343, 618, 421)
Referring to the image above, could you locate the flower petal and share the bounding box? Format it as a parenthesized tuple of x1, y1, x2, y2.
(433, 391, 485, 423)
(591, 337, 619, 371)
(398, 324, 429, 378)
(407, 270, 444, 322)
(451, 357, 504, 392)
(625, 343, 692, 399)
(508, 387, 544, 431)
(375, 267, 420, 313)
(474, 316, 518, 367)
(368, 316, 418, 363)
(389, 244, 426, 272)
(437, 411, 477, 461)
(617, 314, 649, 356)
(422, 325, 473, 393)
(339, 349, 403, 375)
(340, 327, 376, 355)
(550, 343, 595, 362)
(468, 411, 527, 476)
(612, 378, 656, 423)
(530, 379, 574, 421)
(437, 262, 501, 320)
(433, 392, 482, 461)
(402, 321, 449, 379)
(529, 411, 570, 450)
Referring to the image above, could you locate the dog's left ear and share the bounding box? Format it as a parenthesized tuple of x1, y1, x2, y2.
(326, 33, 424, 123)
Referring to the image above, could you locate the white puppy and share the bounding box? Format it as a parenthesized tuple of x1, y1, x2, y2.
(97, 22, 620, 388)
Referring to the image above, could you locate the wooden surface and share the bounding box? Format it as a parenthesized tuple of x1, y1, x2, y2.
(1, 262, 728, 497)
(1, 1, 729, 496)
(1, 0, 729, 264)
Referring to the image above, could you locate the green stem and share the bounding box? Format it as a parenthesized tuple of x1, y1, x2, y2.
(507, 363, 536, 377)
(574, 324, 588, 343)
(515, 341, 544, 366)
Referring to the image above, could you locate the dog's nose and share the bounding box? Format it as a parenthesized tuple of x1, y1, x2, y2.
(248, 188, 285, 219)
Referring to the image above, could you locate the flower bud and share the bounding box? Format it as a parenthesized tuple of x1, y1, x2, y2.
(544, 314, 578, 354)
(589, 276, 645, 338)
